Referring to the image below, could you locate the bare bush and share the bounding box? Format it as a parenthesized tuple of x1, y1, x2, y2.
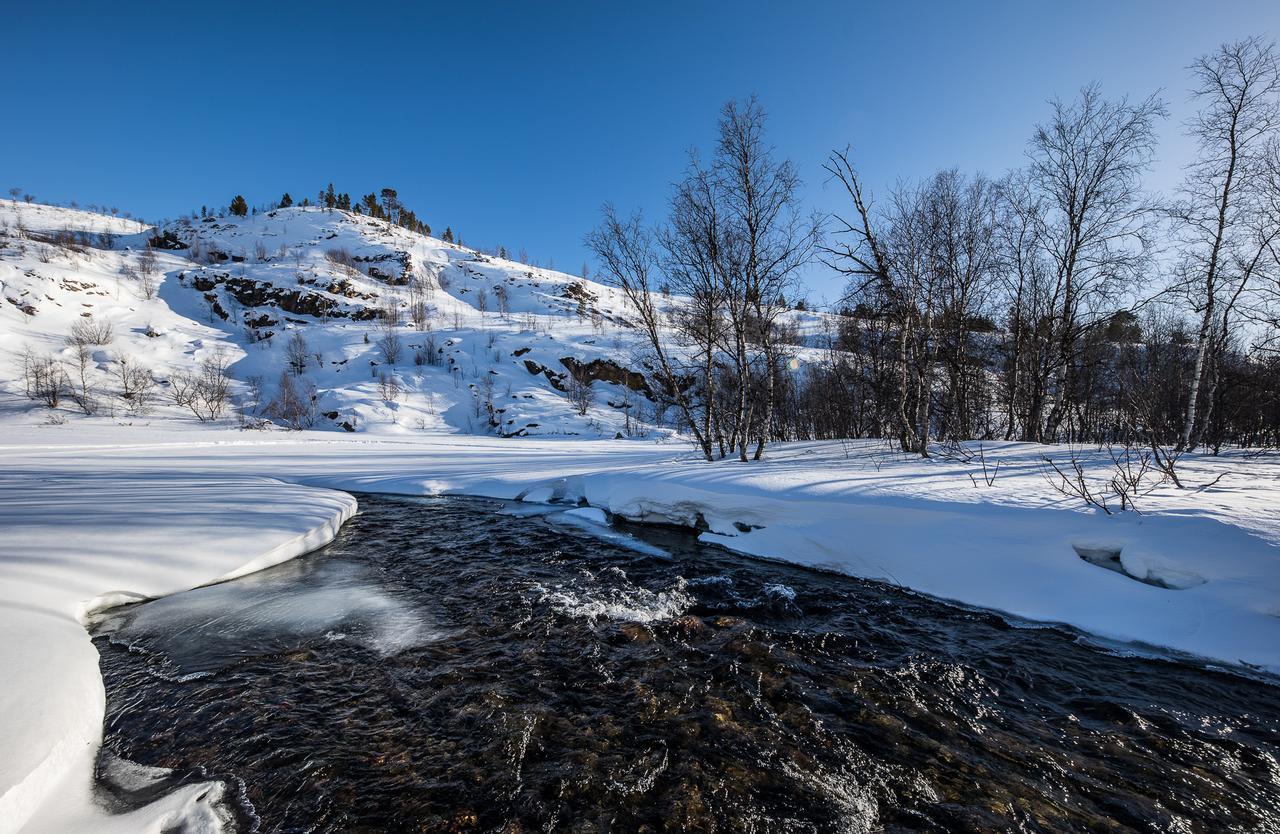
(115, 354, 155, 412)
(1040, 442, 1172, 515)
(408, 276, 432, 330)
(414, 333, 441, 367)
(136, 248, 159, 299)
(566, 370, 595, 416)
(68, 316, 114, 347)
(21, 348, 68, 408)
(67, 344, 97, 414)
(171, 353, 231, 421)
(325, 247, 356, 268)
(285, 331, 309, 375)
(375, 301, 403, 365)
(378, 371, 401, 402)
(268, 371, 319, 429)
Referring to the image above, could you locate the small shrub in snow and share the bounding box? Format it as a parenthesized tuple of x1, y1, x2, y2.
(171, 354, 231, 421)
(66, 343, 97, 415)
(68, 317, 114, 347)
(566, 371, 595, 416)
(407, 277, 433, 330)
(414, 333, 441, 367)
(20, 348, 68, 408)
(136, 248, 159, 299)
(285, 331, 309, 375)
(114, 354, 155, 413)
(268, 371, 319, 429)
(325, 247, 357, 268)
(375, 302, 403, 365)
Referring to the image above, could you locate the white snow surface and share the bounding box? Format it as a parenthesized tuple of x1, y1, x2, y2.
(2, 201, 1280, 830)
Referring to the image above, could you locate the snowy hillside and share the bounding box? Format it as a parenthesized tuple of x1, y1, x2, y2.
(0, 200, 832, 438)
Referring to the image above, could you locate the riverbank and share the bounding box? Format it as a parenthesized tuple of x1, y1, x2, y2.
(0, 473, 355, 832)
(2, 424, 1278, 830)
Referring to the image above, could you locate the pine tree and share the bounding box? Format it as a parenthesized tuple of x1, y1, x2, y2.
(230, 195, 248, 217)
(280, 192, 293, 208)
(380, 188, 399, 224)
(324, 183, 337, 209)
(442, 226, 454, 243)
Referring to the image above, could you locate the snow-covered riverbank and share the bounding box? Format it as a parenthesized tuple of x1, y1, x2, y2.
(2, 425, 1279, 830)
(0, 470, 355, 832)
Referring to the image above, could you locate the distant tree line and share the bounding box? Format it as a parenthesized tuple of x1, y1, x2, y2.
(223, 185, 434, 237)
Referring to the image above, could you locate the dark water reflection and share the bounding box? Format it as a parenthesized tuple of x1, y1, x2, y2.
(92, 494, 1280, 832)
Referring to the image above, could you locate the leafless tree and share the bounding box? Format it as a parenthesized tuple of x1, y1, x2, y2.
(285, 331, 309, 375)
(566, 370, 595, 416)
(587, 205, 715, 460)
(378, 371, 401, 402)
(136, 247, 159, 299)
(407, 275, 432, 330)
(171, 353, 231, 421)
(375, 301, 403, 365)
(1027, 84, 1167, 441)
(589, 98, 818, 461)
(20, 347, 68, 408)
(69, 316, 114, 347)
(1171, 37, 1280, 451)
(115, 354, 156, 412)
(713, 97, 822, 459)
(269, 370, 319, 429)
(65, 337, 98, 415)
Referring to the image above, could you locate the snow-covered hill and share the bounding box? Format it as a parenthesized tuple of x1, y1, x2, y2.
(0, 200, 830, 438)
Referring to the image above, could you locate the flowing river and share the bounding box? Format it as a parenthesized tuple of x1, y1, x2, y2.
(90, 494, 1280, 832)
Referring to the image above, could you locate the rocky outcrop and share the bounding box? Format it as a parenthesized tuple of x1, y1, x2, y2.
(559, 356, 650, 395)
(354, 251, 412, 285)
(146, 230, 187, 250)
(523, 359, 567, 390)
(189, 271, 378, 320)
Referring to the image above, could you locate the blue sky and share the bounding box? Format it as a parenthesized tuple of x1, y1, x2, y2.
(6, 1, 1279, 302)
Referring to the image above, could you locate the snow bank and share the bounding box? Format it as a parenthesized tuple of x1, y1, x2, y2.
(0, 473, 355, 833)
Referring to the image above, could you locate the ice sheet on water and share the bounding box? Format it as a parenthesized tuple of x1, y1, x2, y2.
(94, 559, 441, 675)
(544, 508, 671, 558)
(498, 502, 566, 518)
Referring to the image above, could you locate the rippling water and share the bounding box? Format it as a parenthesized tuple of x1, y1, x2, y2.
(91, 494, 1280, 832)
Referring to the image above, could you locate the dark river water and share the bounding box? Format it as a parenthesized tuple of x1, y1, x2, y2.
(90, 494, 1280, 833)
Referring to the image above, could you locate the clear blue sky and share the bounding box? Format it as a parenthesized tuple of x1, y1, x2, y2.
(6, 1, 1278, 303)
